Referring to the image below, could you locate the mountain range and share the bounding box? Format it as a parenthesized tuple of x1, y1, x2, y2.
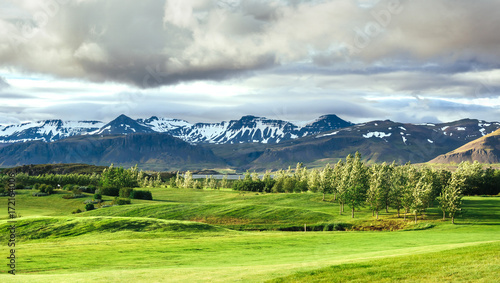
(0, 114, 499, 170)
(0, 114, 353, 145)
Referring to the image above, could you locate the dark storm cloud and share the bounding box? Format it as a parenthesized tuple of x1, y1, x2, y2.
(1, 0, 500, 89)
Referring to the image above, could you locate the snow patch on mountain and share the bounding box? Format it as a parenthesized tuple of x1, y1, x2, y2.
(363, 131, 392, 138)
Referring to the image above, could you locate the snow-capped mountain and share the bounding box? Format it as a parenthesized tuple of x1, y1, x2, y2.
(137, 116, 192, 132)
(96, 114, 154, 135)
(0, 114, 354, 145)
(242, 119, 500, 169)
(0, 120, 104, 143)
(169, 114, 354, 144)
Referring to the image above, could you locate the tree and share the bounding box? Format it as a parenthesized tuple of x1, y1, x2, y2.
(344, 152, 369, 218)
(220, 175, 229, 189)
(100, 164, 139, 189)
(457, 161, 483, 195)
(319, 164, 333, 201)
(401, 165, 419, 221)
(262, 171, 275, 193)
(307, 169, 320, 193)
(411, 175, 433, 224)
(389, 165, 406, 218)
(175, 171, 183, 188)
(367, 163, 390, 219)
(441, 171, 465, 224)
(337, 154, 354, 215)
(183, 171, 194, 189)
(332, 159, 344, 201)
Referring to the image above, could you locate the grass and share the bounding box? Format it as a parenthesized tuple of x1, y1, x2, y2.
(0, 187, 498, 282)
(268, 241, 500, 282)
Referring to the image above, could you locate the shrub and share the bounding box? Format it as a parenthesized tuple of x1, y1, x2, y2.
(169, 178, 176, 188)
(194, 180, 203, 190)
(63, 184, 73, 191)
(100, 186, 120, 196)
(130, 189, 153, 200)
(119, 187, 133, 198)
(93, 193, 102, 200)
(15, 184, 25, 190)
(72, 208, 82, 214)
(112, 197, 131, 205)
(87, 185, 97, 193)
(62, 194, 74, 199)
(79, 186, 97, 193)
(45, 186, 54, 195)
(85, 203, 95, 211)
(38, 184, 48, 193)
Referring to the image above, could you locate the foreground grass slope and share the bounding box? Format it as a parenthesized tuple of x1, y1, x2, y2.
(0, 187, 498, 282)
(269, 241, 500, 282)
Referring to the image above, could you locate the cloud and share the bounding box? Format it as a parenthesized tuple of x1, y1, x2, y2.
(0, 77, 9, 89)
(0, 0, 499, 89)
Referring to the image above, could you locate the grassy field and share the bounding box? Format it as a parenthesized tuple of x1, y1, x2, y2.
(0, 187, 499, 282)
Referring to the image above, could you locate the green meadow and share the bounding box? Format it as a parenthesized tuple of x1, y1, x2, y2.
(1, 187, 499, 282)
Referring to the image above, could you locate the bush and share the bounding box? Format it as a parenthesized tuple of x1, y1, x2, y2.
(72, 208, 82, 214)
(32, 192, 48, 197)
(79, 186, 97, 193)
(45, 186, 54, 195)
(119, 187, 133, 198)
(85, 203, 95, 211)
(112, 197, 131, 205)
(87, 185, 97, 193)
(100, 186, 120, 196)
(62, 194, 74, 199)
(38, 184, 48, 193)
(15, 184, 25, 190)
(194, 180, 203, 190)
(169, 178, 176, 188)
(130, 189, 153, 200)
(93, 193, 102, 200)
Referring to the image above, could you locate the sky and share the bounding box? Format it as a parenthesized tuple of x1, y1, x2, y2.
(0, 0, 499, 125)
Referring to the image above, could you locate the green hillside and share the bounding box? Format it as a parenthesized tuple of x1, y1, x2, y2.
(0, 186, 498, 282)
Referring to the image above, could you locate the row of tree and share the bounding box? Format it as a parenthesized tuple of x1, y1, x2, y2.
(1, 164, 161, 190)
(230, 154, 498, 223)
(170, 171, 231, 190)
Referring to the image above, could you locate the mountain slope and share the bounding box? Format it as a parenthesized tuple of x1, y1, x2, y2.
(0, 133, 225, 170)
(0, 120, 104, 143)
(429, 129, 500, 164)
(209, 119, 500, 170)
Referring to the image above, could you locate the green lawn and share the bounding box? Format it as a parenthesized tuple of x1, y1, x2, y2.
(0, 187, 498, 282)
(269, 241, 500, 282)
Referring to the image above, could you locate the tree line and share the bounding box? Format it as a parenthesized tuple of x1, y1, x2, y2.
(230, 153, 500, 223)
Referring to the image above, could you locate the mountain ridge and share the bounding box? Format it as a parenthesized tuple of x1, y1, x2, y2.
(0, 114, 354, 145)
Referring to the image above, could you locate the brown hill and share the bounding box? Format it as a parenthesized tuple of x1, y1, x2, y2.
(429, 129, 500, 164)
